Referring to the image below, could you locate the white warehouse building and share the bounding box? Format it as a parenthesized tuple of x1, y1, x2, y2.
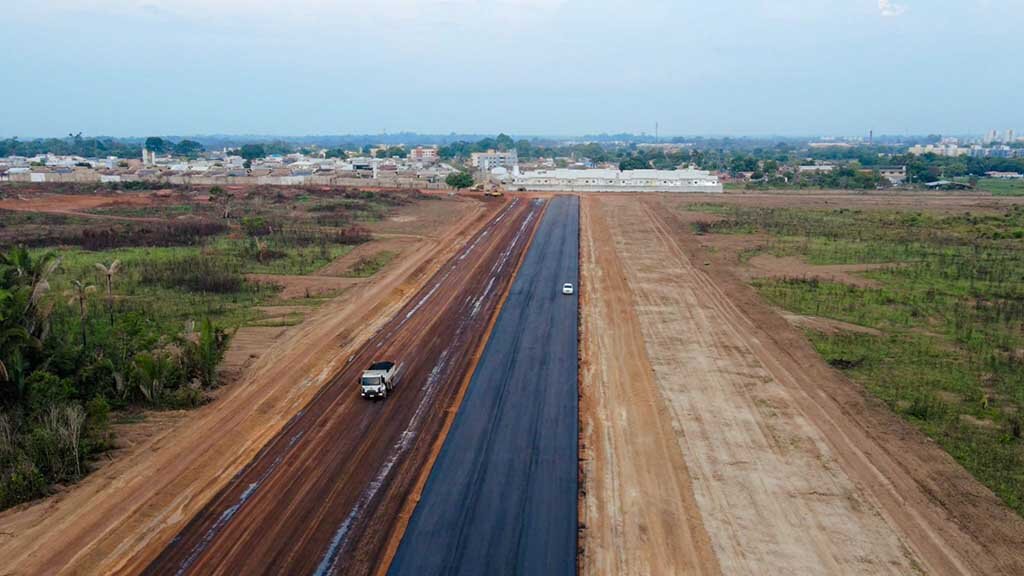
(512, 168, 722, 193)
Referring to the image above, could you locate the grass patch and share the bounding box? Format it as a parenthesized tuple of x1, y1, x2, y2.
(697, 202, 1024, 516)
(344, 251, 397, 278)
(977, 178, 1024, 197)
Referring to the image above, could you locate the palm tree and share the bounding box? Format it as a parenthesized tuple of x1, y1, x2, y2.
(132, 352, 172, 406)
(0, 287, 32, 383)
(94, 259, 121, 326)
(181, 318, 230, 388)
(65, 280, 96, 349)
(0, 246, 61, 340)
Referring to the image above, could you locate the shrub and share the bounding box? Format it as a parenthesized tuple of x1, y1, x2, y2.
(138, 255, 246, 294)
(25, 371, 73, 416)
(85, 395, 111, 450)
(0, 459, 47, 508)
(79, 220, 227, 250)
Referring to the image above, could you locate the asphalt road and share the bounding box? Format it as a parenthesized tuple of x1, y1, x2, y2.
(388, 195, 579, 576)
(141, 198, 545, 576)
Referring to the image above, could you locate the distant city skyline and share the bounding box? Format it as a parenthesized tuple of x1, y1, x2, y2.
(2, 1, 1023, 138)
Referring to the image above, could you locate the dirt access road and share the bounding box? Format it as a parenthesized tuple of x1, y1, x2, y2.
(579, 194, 1024, 575)
(140, 198, 544, 575)
(0, 195, 496, 575)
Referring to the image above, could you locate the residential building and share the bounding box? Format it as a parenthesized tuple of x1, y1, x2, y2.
(471, 149, 518, 171)
(409, 146, 439, 162)
(877, 166, 908, 185)
(986, 171, 1023, 179)
(798, 165, 835, 173)
(908, 144, 969, 157)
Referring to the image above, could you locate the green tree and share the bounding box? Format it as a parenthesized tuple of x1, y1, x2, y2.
(172, 139, 204, 157)
(131, 352, 174, 407)
(93, 260, 121, 327)
(238, 144, 266, 161)
(64, 280, 96, 349)
(144, 137, 167, 154)
(241, 216, 269, 237)
(181, 319, 230, 389)
(445, 172, 474, 189)
(209, 186, 232, 219)
(495, 133, 515, 151)
(0, 289, 33, 386)
(619, 157, 648, 171)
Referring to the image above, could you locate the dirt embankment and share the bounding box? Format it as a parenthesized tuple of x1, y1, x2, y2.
(579, 193, 1024, 576)
(0, 196, 491, 575)
(579, 198, 720, 575)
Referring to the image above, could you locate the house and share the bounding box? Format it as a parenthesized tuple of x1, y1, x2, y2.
(875, 166, 907, 185)
(986, 171, 1023, 179)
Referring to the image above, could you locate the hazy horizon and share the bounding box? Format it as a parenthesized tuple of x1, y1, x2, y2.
(3, 0, 1023, 138)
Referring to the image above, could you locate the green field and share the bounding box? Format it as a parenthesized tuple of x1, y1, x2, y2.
(688, 203, 1024, 515)
(977, 178, 1024, 196)
(344, 250, 397, 278)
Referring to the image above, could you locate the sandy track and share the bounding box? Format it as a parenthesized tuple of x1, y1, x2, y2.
(579, 198, 720, 575)
(0, 197, 490, 576)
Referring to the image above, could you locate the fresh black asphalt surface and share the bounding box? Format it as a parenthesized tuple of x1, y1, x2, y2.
(388, 195, 579, 576)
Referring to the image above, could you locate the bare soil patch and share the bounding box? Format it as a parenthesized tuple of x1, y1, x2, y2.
(219, 325, 292, 382)
(579, 198, 720, 575)
(366, 197, 469, 238)
(317, 237, 417, 277)
(246, 273, 362, 299)
(780, 313, 883, 336)
(743, 254, 895, 287)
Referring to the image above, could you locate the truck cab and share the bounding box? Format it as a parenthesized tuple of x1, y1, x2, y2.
(361, 361, 397, 400)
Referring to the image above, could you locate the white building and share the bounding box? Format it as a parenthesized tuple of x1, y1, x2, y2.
(513, 168, 722, 193)
(471, 149, 518, 171)
(908, 144, 969, 157)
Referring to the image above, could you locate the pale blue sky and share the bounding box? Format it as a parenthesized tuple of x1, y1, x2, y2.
(2, 0, 1021, 138)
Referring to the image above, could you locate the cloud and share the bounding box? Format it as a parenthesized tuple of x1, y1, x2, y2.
(878, 0, 907, 17)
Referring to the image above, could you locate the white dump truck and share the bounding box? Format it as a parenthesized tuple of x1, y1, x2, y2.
(361, 361, 397, 400)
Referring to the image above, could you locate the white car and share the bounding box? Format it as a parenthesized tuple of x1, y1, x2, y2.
(562, 283, 574, 295)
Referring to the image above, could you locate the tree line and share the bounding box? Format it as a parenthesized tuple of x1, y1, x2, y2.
(0, 247, 230, 509)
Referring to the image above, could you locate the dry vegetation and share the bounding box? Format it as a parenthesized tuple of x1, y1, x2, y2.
(685, 200, 1024, 515)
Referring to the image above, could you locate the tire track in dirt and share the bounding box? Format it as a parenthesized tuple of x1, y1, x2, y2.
(578, 197, 720, 575)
